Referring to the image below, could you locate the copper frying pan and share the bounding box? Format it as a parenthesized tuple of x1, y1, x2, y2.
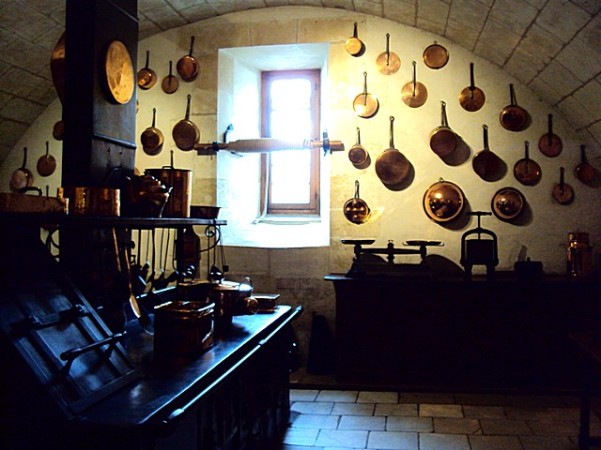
(423, 41, 449, 70)
(343, 180, 370, 224)
(10, 147, 34, 192)
(401, 61, 428, 108)
(36, 141, 57, 177)
(375, 116, 410, 186)
(459, 63, 485, 112)
(353, 72, 379, 118)
(473, 124, 502, 181)
(499, 84, 529, 132)
(538, 113, 562, 157)
(172, 94, 200, 151)
(141, 108, 164, 156)
(552, 167, 574, 205)
(137, 50, 157, 90)
(345, 22, 365, 57)
(575, 144, 597, 185)
(429, 101, 457, 157)
(161, 61, 179, 94)
(177, 36, 200, 82)
(376, 33, 400, 75)
(348, 127, 369, 166)
(513, 141, 541, 186)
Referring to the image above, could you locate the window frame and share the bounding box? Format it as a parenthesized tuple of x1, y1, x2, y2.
(259, 69, 321, 216)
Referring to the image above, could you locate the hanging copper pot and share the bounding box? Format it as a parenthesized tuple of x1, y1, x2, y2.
(36, 141, 57, 177)
(401, 61, 428, 108)
(137, 50, 157, 90)
(429, 101, 457, 157)
(176, 36, 200, 82)
(575, 144, 597, 185)
(422, 41, 449, 70)
(141, 108, 164, 156)
(173, 94, 200, 151)
(353, 72, 379, 119)
(473, 125, 502, 181)
(345, 22, 365, 57)
(423, 178, 465, 223)
(538, 113, 562, 157)
(552, 167, 574, 205)
(348, 127, 369, 166)
(458, 63, 485, 112)
(491, 187, 525, 221)
(513, 140, 541, 186)
(376, 33, 400, 75)
(343, 180, 370, 224)
(161, 60, 179, 94)
(375, 116, 410, 186)
(499, 83, 529, 132)
(10, 147, 34, 192)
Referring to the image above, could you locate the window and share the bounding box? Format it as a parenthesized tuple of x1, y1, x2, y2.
(260, 69, 320, 216)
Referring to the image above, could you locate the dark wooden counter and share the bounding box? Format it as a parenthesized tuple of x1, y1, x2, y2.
(326, 273, 601, 392)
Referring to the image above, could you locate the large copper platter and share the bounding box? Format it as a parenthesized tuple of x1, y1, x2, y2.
(104, 40, 135, 104)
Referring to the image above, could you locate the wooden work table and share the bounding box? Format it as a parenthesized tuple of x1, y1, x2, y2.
(325, 273, 601, 393)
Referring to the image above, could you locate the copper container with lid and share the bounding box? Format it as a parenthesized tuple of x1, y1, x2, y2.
(567, 232, 592, 279)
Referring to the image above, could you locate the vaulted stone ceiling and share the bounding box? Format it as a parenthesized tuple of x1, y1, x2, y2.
(0, 0, 599, 163)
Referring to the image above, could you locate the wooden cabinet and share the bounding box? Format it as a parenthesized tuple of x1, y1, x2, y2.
(326, 274, 601, 392)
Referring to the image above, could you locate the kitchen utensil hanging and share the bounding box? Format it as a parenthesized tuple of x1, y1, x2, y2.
(177, 36, 200, 82)
(429, 101, 458, 157)
(348, 127, 369, 166)
(552, 167, 574, 205)
(459, 63, 485, 112)
(499, 83, 529, 132)
(161, 60, 179, 94)
(375, 116, 411, 186)
(353, 72, 379, 118)
(10, 147, 34, 192)
(376, 33, 400, 75)
(36, 141, 57, 177)
(422, 178, 465, 223)
(173, 94, 200, 151)
(343, 180, 370, 224)
(513, 140, 541, 186)
(401, 61, 428, 108)
(473, 125, 503, 181)
(575, 144, 597, 186)
(538, 113, 562, 157)
(137, 50, 157, 90)
(491, 187, 525, 221)
(345, 22, 365, 57)
(141, 108, 164, 156)
(422, 41, 449, 69)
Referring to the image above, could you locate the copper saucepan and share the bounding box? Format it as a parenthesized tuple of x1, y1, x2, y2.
(161, 60, 179, 94)
(538, 113, 562, 157)
(459, 62, 485, 112)
(10, 147, 34, 192)
(429, 101, 457, 157)
(173, 94, 200, 151)
(575, 144, 597, 186)
(137, 50, 157, 90)
(348, 127, 369, 166)
(473, 124, 502, 181)
(141, 108, 164, 156)
(345, 22, 365, 57)
(177, 36, 200, 82)
(401, 61, 428, 108)
(375, 116, 410, 186)
(353, 72, 379, 119)
(552, 167, 574, 205)
(343, 180, 370, 224)
(376, 33, 400, 75)
(513, 140, 541, 186)
(36, 141, 57, 177)
(499, 83, 529, 132)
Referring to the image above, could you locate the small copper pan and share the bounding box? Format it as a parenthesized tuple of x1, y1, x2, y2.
(459, 63, 485, 112)
(345, 22, 365, 57)
(177, 36, 200, 82)
(376, 33, 400, 75)
(538, 113, 562, 157)
(552, 167, 574, 205)
(423, 41, 449, 70)
(513, 141, 541, 186)
(161, 60, 179, 94)
(353, 72, 379, 118)
(401, 61, 428, 108)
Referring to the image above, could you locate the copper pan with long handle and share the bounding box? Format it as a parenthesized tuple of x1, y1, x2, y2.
(538, 113, 562, 157)
(10, 147, 34, 192)
(401, 61, 428, 108)
(459, 62, 485, 112)
(345, 22, 365, 57)
(376, 33, 400, 75)
(429, 101, 457, 157)
(173, 94, 200, 151)
(473, 124, 502, 181)
(137, 50, 157, 90)
(552, 166, 574, 205)
(513, 140, 541, 186)
(353, 72, 379, 118)
(141, 108, 164, 156)
(499, 83, 529, 132)
(575, 144, 597, 185)
(177, 36, 200, 82)
(375, 116, 410, 186)
(36, 141, 57, 177)
(161, 60, 179, 95)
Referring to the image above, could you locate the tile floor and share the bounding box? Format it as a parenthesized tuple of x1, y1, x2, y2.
(281, 388, 594, 450)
